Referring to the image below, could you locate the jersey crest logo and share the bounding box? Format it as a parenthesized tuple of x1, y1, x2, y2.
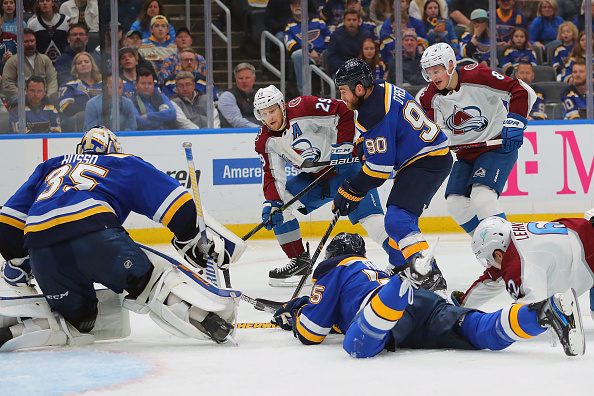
(292, 138, 321, 162)
(445, 105, 489, 135)
(288, 97, 302, 108)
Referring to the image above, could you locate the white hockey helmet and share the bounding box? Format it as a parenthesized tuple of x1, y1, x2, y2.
(77, 126, 123, 155)
(253, 85, 286, 128)
(471, 217, 512, 268)
(420, 43, 457, 83)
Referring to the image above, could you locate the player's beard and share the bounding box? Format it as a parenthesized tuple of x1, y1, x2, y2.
(346, 92, 365, 111)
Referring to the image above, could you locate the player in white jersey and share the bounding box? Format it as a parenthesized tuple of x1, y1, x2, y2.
(419, 43, 536, 235)
(452, 215, 594, 322)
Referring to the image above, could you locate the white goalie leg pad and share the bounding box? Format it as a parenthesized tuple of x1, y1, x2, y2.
(470, 184, 504, 220)
(204, 209, 247, 264)
(446, 194, 475, 226)
(359, 214, 389, 246)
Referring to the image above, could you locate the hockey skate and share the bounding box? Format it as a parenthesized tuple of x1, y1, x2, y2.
(191, 312, 235, 344)
(528, 288, 585, 356)
(268, 252, 311, 287)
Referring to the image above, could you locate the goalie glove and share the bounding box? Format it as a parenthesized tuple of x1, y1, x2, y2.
(172, 230, 231, 270)
(2, 257, 34, 289)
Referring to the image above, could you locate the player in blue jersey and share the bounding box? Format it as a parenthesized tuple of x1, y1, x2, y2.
(332, 58, 452, 294)
(271, 233, 585, 358)
(0, 127, 246, 350)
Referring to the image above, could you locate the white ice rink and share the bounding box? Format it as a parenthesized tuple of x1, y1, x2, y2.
(1, 234, 593, 396)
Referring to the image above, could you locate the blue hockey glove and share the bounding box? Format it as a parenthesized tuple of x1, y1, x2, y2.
(2, 257, 33, 288)
(450, 290, 464, 307)
(330, 142, 354, 174)
(262, 200, 284, 231)
(271, 296, 309, 330)
(501, 113, 527, 152)
(332, 179, 366, 216)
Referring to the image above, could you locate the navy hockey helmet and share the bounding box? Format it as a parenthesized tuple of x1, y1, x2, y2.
(325, 232, 366, 260)
(334, 58, 374, 92)
(77, 126, 122, 155)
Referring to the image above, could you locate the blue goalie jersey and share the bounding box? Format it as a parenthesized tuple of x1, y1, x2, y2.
(354, 81, 449, 183)
(0, 153, 193, 250)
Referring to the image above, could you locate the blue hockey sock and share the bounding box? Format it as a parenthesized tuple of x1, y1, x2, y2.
(590, 288, 594, 312)
(460, 215, 480, 234)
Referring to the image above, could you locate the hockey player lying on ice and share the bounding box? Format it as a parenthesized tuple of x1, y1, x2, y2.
(271, 233, 585, 358)
(0, 126, 247, 351)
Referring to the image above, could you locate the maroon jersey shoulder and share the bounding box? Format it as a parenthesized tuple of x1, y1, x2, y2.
(500, 240, 524, 300)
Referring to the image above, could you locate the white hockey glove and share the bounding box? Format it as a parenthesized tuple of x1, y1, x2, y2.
(2, 257, 34, 289)
(172, 230, 231, 270)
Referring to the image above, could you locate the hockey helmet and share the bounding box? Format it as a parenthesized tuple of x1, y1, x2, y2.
(420, 43, 457, 83)
(325, 232, 366, 260)
(253, 85, 286, 123)
(471, 217, 512, 268)
(77, 126, 122, 155)
(334, 58, 374, 92)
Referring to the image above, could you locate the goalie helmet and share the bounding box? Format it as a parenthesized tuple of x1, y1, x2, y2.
(325, 232, 366, 260)
(253, 85, 286, 126)
(77, 126, 122, 155)
(472, 217, 512, 268)
(334, 58, 374, 92)
(420, 43, 457, 83)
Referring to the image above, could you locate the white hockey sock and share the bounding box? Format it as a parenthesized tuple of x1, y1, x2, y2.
(359, 214, 389, 246)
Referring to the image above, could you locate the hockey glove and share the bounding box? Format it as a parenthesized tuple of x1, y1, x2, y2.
(330, 142, 354, 174)
(501, 113, 527, 152)
(262, 200, 284, 231)
(450, 290, 464, 307)
(332, 179, 366, 215)
(2, 257, 33, 289)
(172, 233, 209, 268)
(271, 296, 309, 331)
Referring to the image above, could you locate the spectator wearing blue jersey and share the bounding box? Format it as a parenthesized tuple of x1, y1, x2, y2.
(461, 9, 494, 67)
(501, 27, 538, 76)
(137, 14, 176, 76)
(0, 17, 16, 75)
(326, 10, 373, 76)
(131, 68, 176, 130)
(129, 0, 175, 40)
(495, 0, 528, 45)
(284, 0, 332, 94)
(9, 75, 61, 133)
(271, 233, 584, 358)
(84, 75, 138, 131)
(0, 0, 27, 34)
(529, 0, 564, 52)
(515, 63, 547, 120)
(422, 0, 459, 55)
(552, 21, 577, 76)
(561, 60, 593, 119)
(560, 32, 594, 83)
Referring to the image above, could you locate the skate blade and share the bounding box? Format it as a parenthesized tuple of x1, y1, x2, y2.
(268, 275, 311, 287)
(224, 333, 239, 346)
(559, 288, 585, 356)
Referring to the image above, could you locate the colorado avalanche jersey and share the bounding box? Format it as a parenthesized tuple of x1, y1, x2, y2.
(460, 219, 594, 308)
(419, 63, 535, 159)
(294, 254, 389, 345)
(254, 96, 355, 202)
(0, 153, 194, 253)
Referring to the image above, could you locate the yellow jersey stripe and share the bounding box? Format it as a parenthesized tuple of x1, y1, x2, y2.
(0, 214, 26, 230)
(509, 304, 532, 339)
(24, 206, 114, 234)
(296, 316, 326, 343)
(388, 238, 401, 251)
(161, 193, 193, 227)
(370, 295, 403, 321)
(362, 164, 391, 179)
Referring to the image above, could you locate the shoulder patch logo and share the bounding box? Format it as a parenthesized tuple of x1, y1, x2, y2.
(288, 97, 301, 107)
(445, 105, 489, 135)
(463, 63, 479, 71)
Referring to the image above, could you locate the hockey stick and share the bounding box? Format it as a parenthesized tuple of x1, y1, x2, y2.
(182, 142, 230, 288)
(241, 166, 335, 241)
(300, 156, 359, 169)
(450, 139, 503, 151)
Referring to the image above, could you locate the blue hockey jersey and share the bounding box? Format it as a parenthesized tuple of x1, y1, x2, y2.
(0, 153, 195, 254)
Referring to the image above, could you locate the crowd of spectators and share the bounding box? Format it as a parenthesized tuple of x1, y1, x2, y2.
(2, 0, 594, 133)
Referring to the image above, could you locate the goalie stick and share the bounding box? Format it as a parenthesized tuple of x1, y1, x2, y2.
(182, 142, 230, 288)
(449, 139, 502, 151)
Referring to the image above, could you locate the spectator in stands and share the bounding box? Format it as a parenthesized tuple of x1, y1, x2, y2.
(369, 0, 393, 24)
(9, 75, 61, 133)
(409, 0, 449, 20)
(138, 14, 176, 75)
(59, 0, 99, 33)
(0, 17, 17, 76)
(326, 10, 373, 76)
(115, 0, 143, 32)
(119, 47, 140, 97)
(496, 0, 528, 45)
(130, 68, 176, 130)
(27, 0, 71, 63)
(515, 62, 547, 120)
(130, 0, 175, 40)
(573, 0, 594, 33)
(171, 71, 220, 129)
(558, 0, 582, 21)
(284, 0, 331, 95)
(552, 21, 577, 76)
(59, 51, 103, 132)
(461, 9, 494, 66)
(422, 0, 459, 54)
(449, 0, 490, 27)
(162, 48, 212, 98)
(501, 27, 538, 76)
(218, 62, 259, 128)
(92, 22, 124, 72)
(83, 74, 137, 131)
(343, 0, 379, 42)
(2, 28, 59, 105)
(387, 29, 426, 85)
(320, 0, 347, 31)
(266, 0, 318, 41)
(560, 31, 593, 82)
(54, 24, 91, 86)
(359, 37, 386, 79)
(379, 1, 427, 48)
(122, 30, 154, 74)
(561, 59, 593, 119)
(1, 0, 27, 34)
(529, 0, 564, 52)
(159, 27, 206, 86)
